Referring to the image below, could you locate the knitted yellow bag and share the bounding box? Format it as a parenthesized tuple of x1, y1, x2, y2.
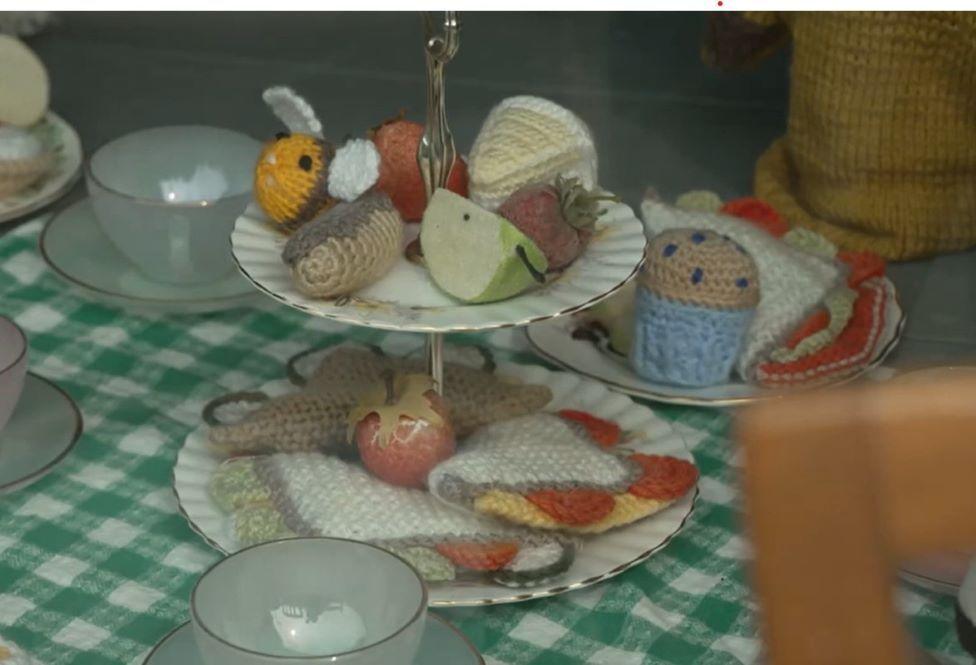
(706, 12, 976, 260)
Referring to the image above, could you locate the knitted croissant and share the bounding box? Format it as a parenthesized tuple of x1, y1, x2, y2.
(205, 345, 553, 456)
(254, 86, 382, 231)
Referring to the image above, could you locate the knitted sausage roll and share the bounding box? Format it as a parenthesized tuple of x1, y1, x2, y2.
(428, 413, 698, 534)
(282, 191, 403, 298)
(210, 452, 575, 586)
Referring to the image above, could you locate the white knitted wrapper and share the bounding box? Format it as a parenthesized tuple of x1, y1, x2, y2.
(641, 199, 844, 379)
(267, 453, 547, 544)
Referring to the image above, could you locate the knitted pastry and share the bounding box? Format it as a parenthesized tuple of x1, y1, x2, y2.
(468, 96, 598, 211)
(207, 345, 552, 455)
(428, 413, 698, 534)
(255, 87, 380, 231)
(642, 198, 844, 380)
(282, 191, 403, 299)
(755, 277, 892, 388)
(210, 453, 576, 586)
(630, 229, 759, 387)
(0, 35, 48, 127)
(0, 125, 53, 198)
(421, 188, 548, 303)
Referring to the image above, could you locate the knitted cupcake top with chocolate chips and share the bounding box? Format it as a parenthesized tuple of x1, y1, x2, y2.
(640, 228, 759, 310)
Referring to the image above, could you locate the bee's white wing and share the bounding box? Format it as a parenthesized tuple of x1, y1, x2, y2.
(263, 86, 323, 138)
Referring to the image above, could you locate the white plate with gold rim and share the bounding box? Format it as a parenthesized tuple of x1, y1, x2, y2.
(0, 112, 82, 224)
(173, 338, 696, 607)
(230, 195, 645, 333)
(526, 279, 905, 408)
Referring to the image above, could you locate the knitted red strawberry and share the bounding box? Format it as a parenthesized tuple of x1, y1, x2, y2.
(369, 115, 468, 222)
(497, 176, 615, 270)
(349, 372, 455, 488)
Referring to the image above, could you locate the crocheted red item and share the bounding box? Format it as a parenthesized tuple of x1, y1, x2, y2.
(756, 277, 888, 387)
(526, 488, 616, 525)
(838, 250, 886, 288)
(720, 197, 789, 238)
(627, 454, 699, 501)
(435, 541, 519, 571)
(557, 410, 622, 447)
(785, 308, 830, 349)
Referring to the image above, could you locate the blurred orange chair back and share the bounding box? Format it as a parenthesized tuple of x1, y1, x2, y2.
(737, 372, 976, 664)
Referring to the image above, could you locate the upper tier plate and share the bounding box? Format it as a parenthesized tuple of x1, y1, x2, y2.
(231, 195, 645, 333)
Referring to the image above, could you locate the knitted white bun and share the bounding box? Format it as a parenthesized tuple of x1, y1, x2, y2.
(0, 35, 49, 127)
(262, 86, 323, 138)
(961, 560, 976, 627)
(327, 139, 381, 202)
(468, 95, 598, 210)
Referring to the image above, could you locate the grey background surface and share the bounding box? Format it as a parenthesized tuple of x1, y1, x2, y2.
(17, 12, 976, 367)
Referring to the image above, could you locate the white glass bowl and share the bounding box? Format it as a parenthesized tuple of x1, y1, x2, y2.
(86, 125, 261, 285)
(191, 538, 427, 665)
(0, 316, 27, 433)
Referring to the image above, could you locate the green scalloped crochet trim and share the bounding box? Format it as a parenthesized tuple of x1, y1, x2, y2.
(782, 227, 837, 259)
(768, 287, 857, 363)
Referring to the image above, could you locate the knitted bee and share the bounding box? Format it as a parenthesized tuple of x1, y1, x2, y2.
(255, 87, 381, 232)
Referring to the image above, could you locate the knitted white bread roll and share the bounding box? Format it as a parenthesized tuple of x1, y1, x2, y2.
(468, 96, 598, 210)
(641, 199, 844, 380)
(0, 35, 48, 127)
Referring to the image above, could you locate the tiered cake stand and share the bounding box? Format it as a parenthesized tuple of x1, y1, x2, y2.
(173, 13, 697, 606)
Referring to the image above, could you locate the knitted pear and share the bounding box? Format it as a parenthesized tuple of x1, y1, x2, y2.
(420, 188, 548, 304)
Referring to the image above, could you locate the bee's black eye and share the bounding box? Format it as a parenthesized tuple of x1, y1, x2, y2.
(275, 131, 290, 140)
(298, 155, 313, 171)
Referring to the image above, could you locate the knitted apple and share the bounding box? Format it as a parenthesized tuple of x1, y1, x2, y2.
(348, 372, 455, 488)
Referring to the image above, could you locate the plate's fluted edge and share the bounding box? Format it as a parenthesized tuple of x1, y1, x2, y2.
(229, 197, 647, 333)
(525, 280, 907, 408)
(172, 346, 698, 607)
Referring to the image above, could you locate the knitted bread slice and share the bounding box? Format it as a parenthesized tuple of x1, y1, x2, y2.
(468, 96, 598, 210)
(642, 198, 843, 380)
(641, 228, 759, 310)
(428, 413, 698, 534)
(283, 191, 403, 298)
(755, 277, 891, 388)
(210, 452, 575, 586)
(206, 345, 553, 455)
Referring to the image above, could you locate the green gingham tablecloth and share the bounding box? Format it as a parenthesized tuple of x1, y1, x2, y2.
(0, 217, 966, 665)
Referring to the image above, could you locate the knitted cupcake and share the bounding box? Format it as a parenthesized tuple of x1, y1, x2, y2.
(631, 229, 759, 386)
(0, 124, 53, 199)
(467, 96, 597, 210)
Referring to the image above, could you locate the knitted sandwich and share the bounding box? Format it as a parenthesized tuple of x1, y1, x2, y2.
(428, 413, 698, 534)
(282, 191, 403, 299)
(210, 452, 576, 586)
(0, 125, 53, 199)
(631, 229, 759, 387)
(468, 96, 597, 211)
(206, 345, 552, 455)
(642, 198, 844, 381)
